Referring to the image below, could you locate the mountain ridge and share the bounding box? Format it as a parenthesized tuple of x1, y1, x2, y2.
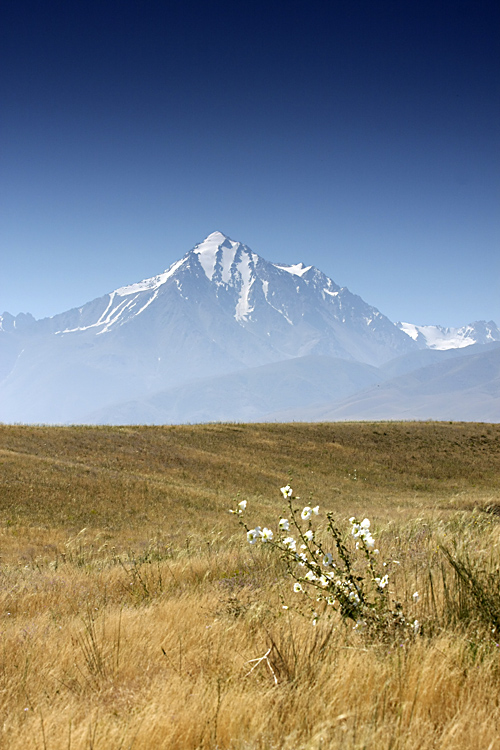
(1, 231, 499, 424)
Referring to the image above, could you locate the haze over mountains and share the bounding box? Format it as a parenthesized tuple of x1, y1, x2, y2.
(1, 231, 499, 424)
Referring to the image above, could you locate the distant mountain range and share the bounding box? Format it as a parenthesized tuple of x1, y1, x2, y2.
(396, 320, 500, 350)
(1, 231, 499, 424)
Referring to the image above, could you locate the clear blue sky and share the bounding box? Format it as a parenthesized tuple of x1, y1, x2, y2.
(1, 0, 499, 327)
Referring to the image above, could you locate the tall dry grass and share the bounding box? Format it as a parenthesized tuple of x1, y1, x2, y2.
(0, 422, 499, 748)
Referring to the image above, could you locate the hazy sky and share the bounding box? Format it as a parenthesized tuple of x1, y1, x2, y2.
(1, 0, 499, 327)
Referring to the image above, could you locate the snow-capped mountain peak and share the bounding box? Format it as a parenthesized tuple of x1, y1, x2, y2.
(397, 321, 500, 350)
(35, 231, 418, 365)
(190, 231, 239, 282)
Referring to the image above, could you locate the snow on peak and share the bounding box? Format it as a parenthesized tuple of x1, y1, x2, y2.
(397, 321, 498, 350)
(204, 230, 230, 243)
(115, 257, 187, 297)
(192, 231, 239, 281)
(273, 262, 312, 277)
(234, 252, 255, 321)
(398, 322, 421, 341)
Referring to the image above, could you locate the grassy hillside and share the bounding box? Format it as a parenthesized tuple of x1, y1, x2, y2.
(0, 422, 499, 748)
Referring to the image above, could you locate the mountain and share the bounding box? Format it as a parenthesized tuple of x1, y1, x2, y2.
(380, 341, 500, 379)
(397, 320, 500, 350)
(1, 231, 498, 424)
(0, 231, 417, 424)
(82, 355, 387, 425)
(292, 345, 500, 423)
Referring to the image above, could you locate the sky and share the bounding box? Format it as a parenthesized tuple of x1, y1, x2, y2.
(1, 0, 499, 328)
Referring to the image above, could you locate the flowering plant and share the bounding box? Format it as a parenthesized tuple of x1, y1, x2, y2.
(230, 485, 418, 639)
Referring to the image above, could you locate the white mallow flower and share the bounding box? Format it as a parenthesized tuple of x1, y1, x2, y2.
(319, 575, 329, 587)
(296, 552, 308, 566)
(301, 506, 313, 520)
(351, 517, 372, 541)
(279, 518, 290, 531)
(413, 619, 420, 634)
(304, 529, 314, 542)
(375, 574, 389, 589)
(282, 537, 297, 551)
(323, 552, 333, 567)
(349, 517, 356, 524)
(280, 485, 293, 498)
(293, 582, 303, 593)
(261, 527, 274, 542)
(363, 534, 375, 549)
(413, 591, 419, 603)
(230, 499, 247, 515)
(304, 570, 316, 582)
(247, 527, 262, 545)
(312, 505, 320, 515)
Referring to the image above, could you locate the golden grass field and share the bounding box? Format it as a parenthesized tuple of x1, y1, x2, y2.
(0, 421, 500, 749)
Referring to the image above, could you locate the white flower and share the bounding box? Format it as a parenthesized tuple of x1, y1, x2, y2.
(230, 499, 247, 515)
(413, 619, 420, 635)
(319, 575, 329, 587)
(312, 505, 320, 515)
(349, 517, 356, 524)
(413, 591, 419, 603)
(301, 506, 313, 520)
(282, 536, 297, 551)
(293, 582, 303, 593)
(279, 518, 290, 531)
(304, 529, 314, 542)
(376, 574, 389, 589)
(280, 485, 293, 498)
(247, 527, 262, 545)
(323, 552, 333, 567)
(304, 570, 316, 582)
(363, 534, 375, 549)
(352, 518, 373, 543)
(261, 527, 274, 542)
(296, 552, 308, 566)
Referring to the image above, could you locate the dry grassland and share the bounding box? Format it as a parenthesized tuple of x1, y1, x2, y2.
(0, 421, 499, 749)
